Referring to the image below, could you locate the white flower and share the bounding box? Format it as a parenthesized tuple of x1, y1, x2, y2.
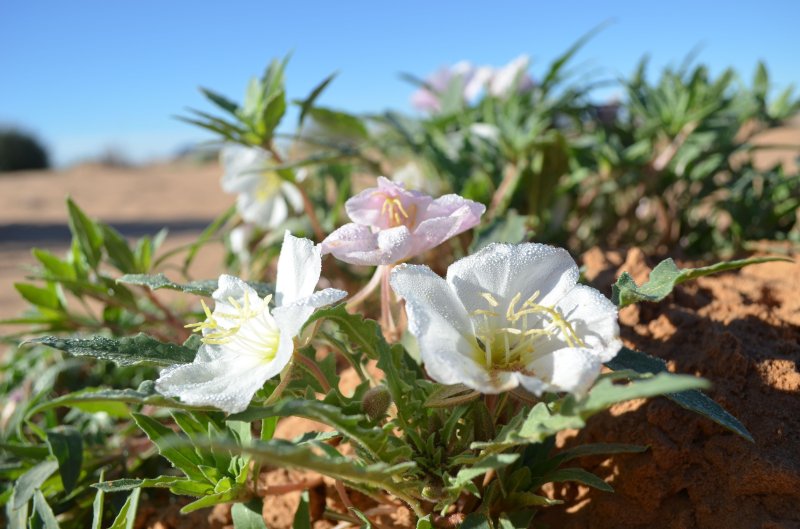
(390, 243, 621, 396)
(488, 54, 534, 98)
(221, 144, 303, 229)
(156, 232, 347, 413)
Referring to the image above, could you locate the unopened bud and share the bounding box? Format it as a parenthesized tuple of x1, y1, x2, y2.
(421, 485, 443, 500)
(362, 386, 392, 421)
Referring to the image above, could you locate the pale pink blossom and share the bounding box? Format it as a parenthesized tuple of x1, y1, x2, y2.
(488, 54, 535, 98)
(411, 61, 492, 113)
(321, 177, 485, 266)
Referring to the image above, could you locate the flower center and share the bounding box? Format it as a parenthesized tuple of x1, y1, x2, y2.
(255, 171, 283, 203)
(187, 293, 281, 363)
(379, 195, 417, 228)
(469, 291, 585, 372)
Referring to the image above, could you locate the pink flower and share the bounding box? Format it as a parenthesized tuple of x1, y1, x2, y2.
(411, 61, 492, 113)
(321, 177, 485, 266)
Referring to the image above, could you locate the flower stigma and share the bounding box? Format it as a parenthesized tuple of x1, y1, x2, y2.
(470, 290, 586, 372)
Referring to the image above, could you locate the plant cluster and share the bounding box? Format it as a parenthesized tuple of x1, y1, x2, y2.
(1, 32, 797, 529)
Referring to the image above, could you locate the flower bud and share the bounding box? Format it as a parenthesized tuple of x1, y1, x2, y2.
(361, 386, 392, 421)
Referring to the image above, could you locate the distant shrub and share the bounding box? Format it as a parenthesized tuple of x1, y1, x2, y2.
(0, 128, 50, 172)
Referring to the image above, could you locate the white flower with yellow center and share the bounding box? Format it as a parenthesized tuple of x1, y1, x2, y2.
(390, 243, 621, 396)
(155, 232, 346, 413)
(221, 144, 303, 229)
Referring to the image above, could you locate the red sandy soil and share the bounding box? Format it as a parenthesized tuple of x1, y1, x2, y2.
(537, 247, 800, 529)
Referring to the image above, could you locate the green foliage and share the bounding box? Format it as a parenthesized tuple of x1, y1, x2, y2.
(0, 128, 49, 172)
(30, 334, 198, 367)
(612, 255, 791, 308)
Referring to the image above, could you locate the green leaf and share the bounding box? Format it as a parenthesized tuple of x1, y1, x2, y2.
(612, 256, 791, 308)
(33, 249, 75, 280)
(424, 383, 480, 408)
(545, 467, 613, 492)
(460, 513, 492, 529)
(29, 333, 196, 367)
(118, 272, 272, 298)
(180, 485, 248, 513)
(31, 490, 60, 529)
(308, 107, 369, 140)
(230, 399, 411, 464)
(200, 87, 240, 116)
(498, 510, 537, 529)
(6, 488, 29, 529)
(232, 501, 268, 529)
(13, 460, 58, 510)
(206, 438, 419, 505)
(91, 471, 105, 529)
(131, 413, 207, 483)
(450, 454, 519, 490)
(607, 347, 754, 441)
(101, 225, 137, 274)
(94, 476, 211, 495)
(578, 371, 709, 414)
(416, 515, 433, 529)
(46, 427, 83, 494)
(66, 197, 103, 269)
(293, 491, 311, 529)
(108, 488, 140, 529)
(554, 443, 648, 464)
(27, 383, 213, 416)
(304, 304, 383, 360)
(0, 443, 49, 459)
(14, 283, 63, 311)
(296, 72, 338, 128)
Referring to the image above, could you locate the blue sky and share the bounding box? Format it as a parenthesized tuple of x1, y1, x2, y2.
(1, 1, 798, 166)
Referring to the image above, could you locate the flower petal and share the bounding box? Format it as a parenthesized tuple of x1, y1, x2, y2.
(391, 264, 491, 388)
(220, 144, 269, 194)
(408, 197, 485, 257)
(273, 287, 347, 337)
(447, 242, 578, 313)
(275, 232, 321, 306)
(345, 177, 433, 230)
(520, 347, 602, 397)
(321, 224, 412, 266)
(555, 284, 622, 362)
(207, 275, 268, 333)
(155, 332, 293, 414)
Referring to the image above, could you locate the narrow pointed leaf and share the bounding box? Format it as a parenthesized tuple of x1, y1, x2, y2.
(29, 334, 197, 367)
(13, 460, 58, 510)
(108, 488, 140, 529)
(607, 347, 754, 441)
(31, 490, 60, 529)
(46, 427, 83, 494)
(545, 467, 613, 492)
